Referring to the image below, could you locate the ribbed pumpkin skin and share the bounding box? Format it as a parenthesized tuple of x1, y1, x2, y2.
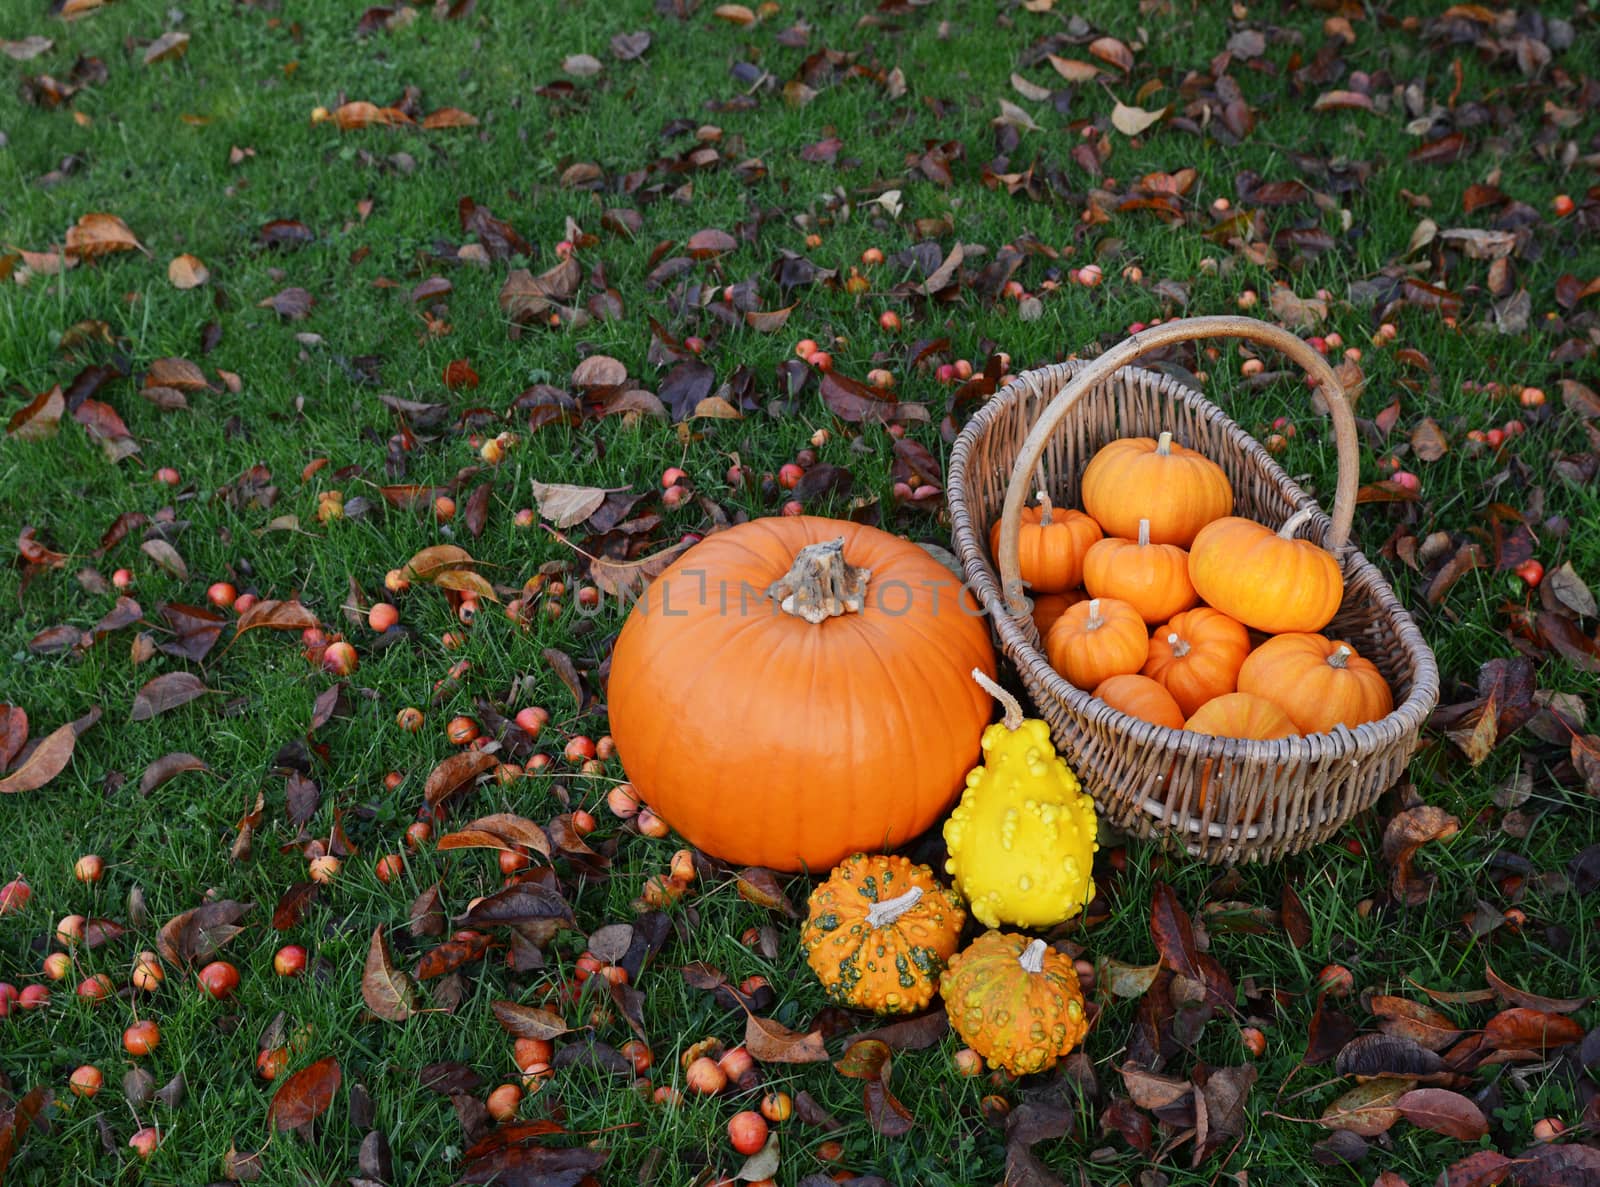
(1080, 435, 1233, 546)
(1030, 589, 1086, 638)
(941, 932, 1088, 1074)
(1188, 517, 1343, 634)
(607, 516, 996, 872)
(1238, 633, 1394, 734)
(1184, 692, 1299, 740)
(1093, 674, 1185, 730)
(800, 853, 966, 1015)
(1045, 597, 1149, 690)
(989, 505, 1101, 593)
(1142, 608, 1252, 718)
(1081, 532, 1198, 625)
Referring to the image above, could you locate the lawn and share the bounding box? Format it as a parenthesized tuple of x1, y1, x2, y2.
(2, 0, 1599, 1184)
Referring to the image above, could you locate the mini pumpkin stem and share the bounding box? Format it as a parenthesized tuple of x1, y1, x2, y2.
(1328, 644, 1352, 669)
(768, 537, 871, 624)
(1278, 508, 1318, 540)
(865, 885, 924, 928)
(1036, 490, 1054, 526)
(1018, 938, 1047, 974)
(1168, 631, 1191, 658)
(1085, 598, 1104, 631)
(1156, 431, 1173, 456)
(972, 668, 1025, 732)
(1137, 518, 1151, 548)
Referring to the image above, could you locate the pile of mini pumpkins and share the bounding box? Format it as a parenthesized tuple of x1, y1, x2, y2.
(992, 431, 1395, 753)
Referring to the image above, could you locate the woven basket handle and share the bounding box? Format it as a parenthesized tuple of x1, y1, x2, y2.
(997, 314, 1360, 615)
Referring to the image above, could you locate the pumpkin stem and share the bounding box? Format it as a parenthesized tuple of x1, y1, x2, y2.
(1278, 508, 1318, 540)
(1018, 938, 1048, 975)
(1085, 598, 1103, 630)
(1328, 644, 1352, 669)
(768, 537, 872, 624)
(1168, 632, 1191, 658)
(1137, 519, 1151, 548)
(1156, 431, 1173, 456)
(971, 668, 1025, 732)
(866, 885, 924, 928)
(1036, 490, 1054, 526)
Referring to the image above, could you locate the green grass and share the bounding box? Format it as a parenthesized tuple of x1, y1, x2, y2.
(3, 1, 1599, 1184)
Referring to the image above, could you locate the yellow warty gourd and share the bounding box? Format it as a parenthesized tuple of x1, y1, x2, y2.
(944, 670, 1098, 929)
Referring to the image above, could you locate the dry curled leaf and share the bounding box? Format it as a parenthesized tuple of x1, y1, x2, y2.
(65, 213, 143, 259)
(1111, 101, 1165, 136)
(0, 721, 77, 793)
(269, 1057, 341, 1131)
(363, 927, 419, 1022)
(130, 672, 209, 721)
(167, 253, 209, 288)
(744, 1013, 828, 1063)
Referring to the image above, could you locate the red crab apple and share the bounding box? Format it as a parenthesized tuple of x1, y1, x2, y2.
(728, 1111, 769, 1155)
(273, 945, 307, 977)
(0, 879, 31, 914)
(197, 961, 240, 1000)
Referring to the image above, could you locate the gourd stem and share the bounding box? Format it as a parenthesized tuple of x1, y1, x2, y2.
(767, 537, 872, 624)
(1085, 598, 1103, 631)
(1168, 632, 1190, 658)
(1328, 644, 1352, 669)
(1019, 939, 1047, 974)
(972, 668, 1025, 732)
(1036, 490, 1053, 526)
(1137, 519, 1151, 548)
(1278, 508, 1318, 540)
(866, 885, 924, 928)
(1156, 431, 1173, 456)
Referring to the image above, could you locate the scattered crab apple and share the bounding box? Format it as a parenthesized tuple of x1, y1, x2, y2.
(405, 822, 432, 849)
(0, 879, 31, 915)
(607, 784, 640, 819)
(1391, 471, 1420, 493)
(129, 1127, 161, 1158)
(74, 854, 104, 883)
(69, 1065, 103, 1098)
(124, 1019, 161, 1055)
(43, 952, 72, 981)
(112, 568, 135, 590)
(433, 495, 456, 523)
(1516, 559, 1544, 587)
(273, 945, 308, 977)
(0, 984, 18, 1016)
(447, 717, 480, 746)
(809, 351, 833, 373)
(1552, 194, 1575, 218)
(564, 736, 596, 762)
(685, 1056, 727, 1095)
(155, 467, 181, 486)
(1241, 1026, 1268, 1057)
(197, 960, 240, 1000)
(396, 706, 424, 732)
(132, 952, 164, 991)
(56, 914, 86, 945)
(308, 856, 342, 884)
(368, 603, 399, 632)
(207, 582, 237, 609)
(375, 854, 405, 883)
(1316, 964, 1354, 996)
(635, 808, 670, 838)
(20, 984, 51, 1009)
(321, 641, 358, 676)
(760, 1091, 792, 1123)
(257, 1047, 289, 1080)
(727, 1111, 768, 1155)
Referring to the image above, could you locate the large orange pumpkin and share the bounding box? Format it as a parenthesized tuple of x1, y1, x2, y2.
(1188, 512, 1344, 634)
(1079, 432, 1233, 547)
(1142, 607, 1252, 718)
(1092, 674, 1185, 730)
(1237, 633, 1394, 734)
(1045, 597, 1149, 690)
(988, 492, 1101, 594)
(607, 517, 996, 872)
(1081, 519, 1198, 625)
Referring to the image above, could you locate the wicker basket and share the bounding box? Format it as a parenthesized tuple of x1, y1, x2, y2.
(947, 315, 1440, 864)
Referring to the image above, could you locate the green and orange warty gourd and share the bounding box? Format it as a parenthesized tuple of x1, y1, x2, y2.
(607, 517, 996, 872)
(1045, 597, 1149, 690)
(1188, 510, 1344, 634)
(800, 853, 966, 1015)
(1237, 633, 1394, 734)
(988, 492, 1102, 594)
(1141, 607, 1253, 718)
(944, 671, 1098, 929)
(1081, 518, 1199, 625)
(941, 931, 1089, 1075)
(1092, 674, 1185, 730)
(1080, 432, 1233, 547)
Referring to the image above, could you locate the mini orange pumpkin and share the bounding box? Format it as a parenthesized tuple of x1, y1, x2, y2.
(1183, 692, 1298, 741)
(1237, 634, 1394, 734)
(1093, 674, 1185, 730)
(941, 932, 1088, 1075)
(1142, 607, 1252, 718)
(1188, 510, 1343, 634)
(1180, 692, 1298, 818)
(1080, 432, 1233, 546)
(989, 492, 1101, 594)
(1081, 519, 1198, 625)
(1030, 590, 1086, 638)
(1045, 597, 1149, 690)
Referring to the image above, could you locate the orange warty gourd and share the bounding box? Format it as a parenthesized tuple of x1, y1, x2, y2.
(988, 492, 1102, 594)
(1045, 597, 1149, 690)
(1142, 607, 1252, 718)
(1081, 519, 1198, 625)
(1092, 674, 1185, 730)
(607, 517, 996, 872)
(1030, 590, 1086, 638)
(1237, 633, 1394, 734)
(1183, 692, 1298, 741)
(1080, 432, 1233, 546)
(1188, 510, 1344, 634)
(941, 932, 1089, 1075)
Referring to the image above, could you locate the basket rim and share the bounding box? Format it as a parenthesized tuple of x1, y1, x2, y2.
(947, 358, 1442, 775)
